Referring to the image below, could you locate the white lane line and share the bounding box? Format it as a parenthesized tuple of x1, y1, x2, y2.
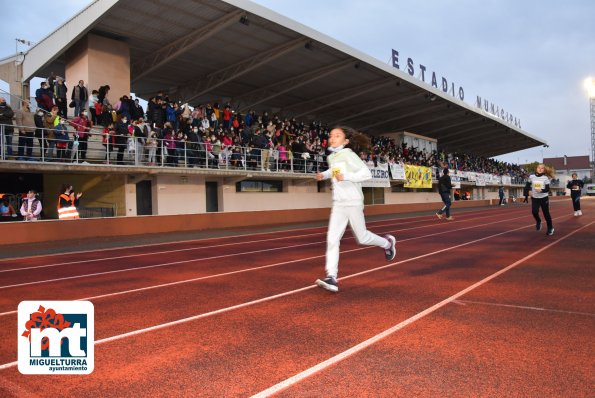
(0, 206, 518, 267)
(453, 299, 595, 317)
(0, 217, 586, 371)
(0, 209, 438, 263)
(0, 205, 522, 274)
(0, 207, 525, 273)
(0, 213, 530, 317)
(0, 213, 530, 297)
(0, 213, 580, 370)
(250, 220, 595, 398)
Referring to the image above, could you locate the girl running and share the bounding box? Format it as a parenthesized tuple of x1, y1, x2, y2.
(529, 163, 555, 235)
(315, 126, 396, 293)
(566, 173, 584, 216)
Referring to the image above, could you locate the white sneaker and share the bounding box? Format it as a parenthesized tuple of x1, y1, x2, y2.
(578, 210, 583, 216)
(574, 211, 578, 216)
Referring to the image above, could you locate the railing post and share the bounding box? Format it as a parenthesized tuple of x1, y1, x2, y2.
(0, 125, 5, 160)
(41, 128, 45, 162)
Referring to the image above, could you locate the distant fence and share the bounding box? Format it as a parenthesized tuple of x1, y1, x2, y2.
(78, 206, 115, 218)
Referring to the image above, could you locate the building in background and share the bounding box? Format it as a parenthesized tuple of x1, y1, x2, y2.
(544, 155, 591, 194)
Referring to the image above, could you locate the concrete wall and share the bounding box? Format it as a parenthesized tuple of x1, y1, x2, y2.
(43, 173, 125, 218)
(36, 171, 538, 219)
(152, 174, 205, 215)
(0, 199, 495, 246)
(65, 34, 131, 113)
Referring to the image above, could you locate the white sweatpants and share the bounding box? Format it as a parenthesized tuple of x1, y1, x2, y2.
(325, 204, 388, 278)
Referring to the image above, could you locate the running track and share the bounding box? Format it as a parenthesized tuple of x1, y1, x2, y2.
(0, 200, 593, 397)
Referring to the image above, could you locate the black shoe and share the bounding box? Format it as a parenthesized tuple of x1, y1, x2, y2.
(536, 221, 542, 231)
(546, 228, 554, 236)
(316, 276, 338, 292)
(384, 234, 396, 261)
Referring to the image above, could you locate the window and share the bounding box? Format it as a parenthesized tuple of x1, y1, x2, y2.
(363, 187, 384, 205)
(236, 180, 283, 192)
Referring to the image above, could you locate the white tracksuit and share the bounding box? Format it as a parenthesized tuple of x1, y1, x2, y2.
(321, 148, 389, 278)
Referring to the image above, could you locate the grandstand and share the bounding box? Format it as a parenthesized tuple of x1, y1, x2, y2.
(0, 0, 550, 220)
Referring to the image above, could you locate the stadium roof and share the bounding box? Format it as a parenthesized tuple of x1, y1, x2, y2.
(543, 155, 591, 171)
(19, 0, 546, 158)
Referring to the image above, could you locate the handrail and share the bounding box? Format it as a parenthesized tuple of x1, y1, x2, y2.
(0, 122, 541, 184)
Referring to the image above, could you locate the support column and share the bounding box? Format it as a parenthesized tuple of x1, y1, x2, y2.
(65, 33, 130, 117)
(0, 59, 25, 107)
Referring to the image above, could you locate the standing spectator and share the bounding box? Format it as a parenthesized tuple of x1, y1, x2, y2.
(97, 85, 112, 126)
(14, 100, 35, 160)
(71, 80, 88, 117)
(222, 105, 232, 130)
(53, 77, 68, 118)
(132, 98, 145, 121)
(20, 190, 42, 221)
(102, 122, 116, 163)
(163, 127, 177, 166)
(70, 110, 93, 161)
(35, 81, 54, 112)
(115, 116, 129, 164)
(146, 130, 158, 166)
(88, 89, 99, 124)
(54, 118, 70, 161)
(0, 97, 15, 157)
(566, 172, 584, 216)
(0, 197, 17, 221)
(435, 168, 454, 220)
(523, 181, 531, 203)
(43, 106, 60, 161)
(498, 185, 506, 206)
(58, 184, 82, 220)
(34, 108, 46, 157)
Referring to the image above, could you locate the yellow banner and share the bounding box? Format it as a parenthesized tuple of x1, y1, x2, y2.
(404, 165, 433, 188)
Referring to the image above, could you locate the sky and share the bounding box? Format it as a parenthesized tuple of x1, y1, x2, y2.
(1, 0, 594, 165)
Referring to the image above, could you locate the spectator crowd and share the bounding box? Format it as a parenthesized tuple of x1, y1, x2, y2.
(0, 76, 527, 179)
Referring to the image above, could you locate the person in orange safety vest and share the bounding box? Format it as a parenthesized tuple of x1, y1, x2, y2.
(57, 183, 82, 220)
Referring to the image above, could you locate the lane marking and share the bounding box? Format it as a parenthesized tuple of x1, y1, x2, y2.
(0, 206, 522, 267)
(0, 213, 529, 316)
(250, 219, 595, 398)
(0, 213, 530, 299)
(0, 216, 584, 370)
(0, 210, 440, 262)
(453, 299, 595, 317)
(0, 208, 515, 273)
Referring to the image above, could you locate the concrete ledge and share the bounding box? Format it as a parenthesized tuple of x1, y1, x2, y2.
(0, 199, 496, 246)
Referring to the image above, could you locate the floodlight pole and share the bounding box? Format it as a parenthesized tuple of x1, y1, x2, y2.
(585, 78, 595, 179)
(591, 95, 595, 177)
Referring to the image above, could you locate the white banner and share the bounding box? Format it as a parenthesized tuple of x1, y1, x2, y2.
(501, 176, 512, 185)
(363, 163, 391, 188)
(389, 163, 406, 180)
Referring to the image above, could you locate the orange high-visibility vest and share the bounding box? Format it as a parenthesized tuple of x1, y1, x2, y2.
(57, 193, 80, 220)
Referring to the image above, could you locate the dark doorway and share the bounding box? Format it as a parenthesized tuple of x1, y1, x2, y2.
(136, 180, 152, 215)
(206, 181, 218, 212)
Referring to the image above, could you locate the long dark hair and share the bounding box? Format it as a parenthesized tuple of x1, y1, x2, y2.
(60, 184, 72, 194)
(333, 125, 371, 154)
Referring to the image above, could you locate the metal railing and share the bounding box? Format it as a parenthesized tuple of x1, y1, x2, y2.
(0, 122, 533, 183)
(0, 123, 326, 174)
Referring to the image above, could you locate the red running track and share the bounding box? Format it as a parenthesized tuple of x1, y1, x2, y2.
(0, 200, 593, 397)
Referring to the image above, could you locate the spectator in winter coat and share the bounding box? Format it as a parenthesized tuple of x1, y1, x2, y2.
(54, 78, 68, 118)
(14, 101, 35, 160)
(0, 97, 15, 156)
(71, 80, 88, 117)
(35, 81, 54, 111)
